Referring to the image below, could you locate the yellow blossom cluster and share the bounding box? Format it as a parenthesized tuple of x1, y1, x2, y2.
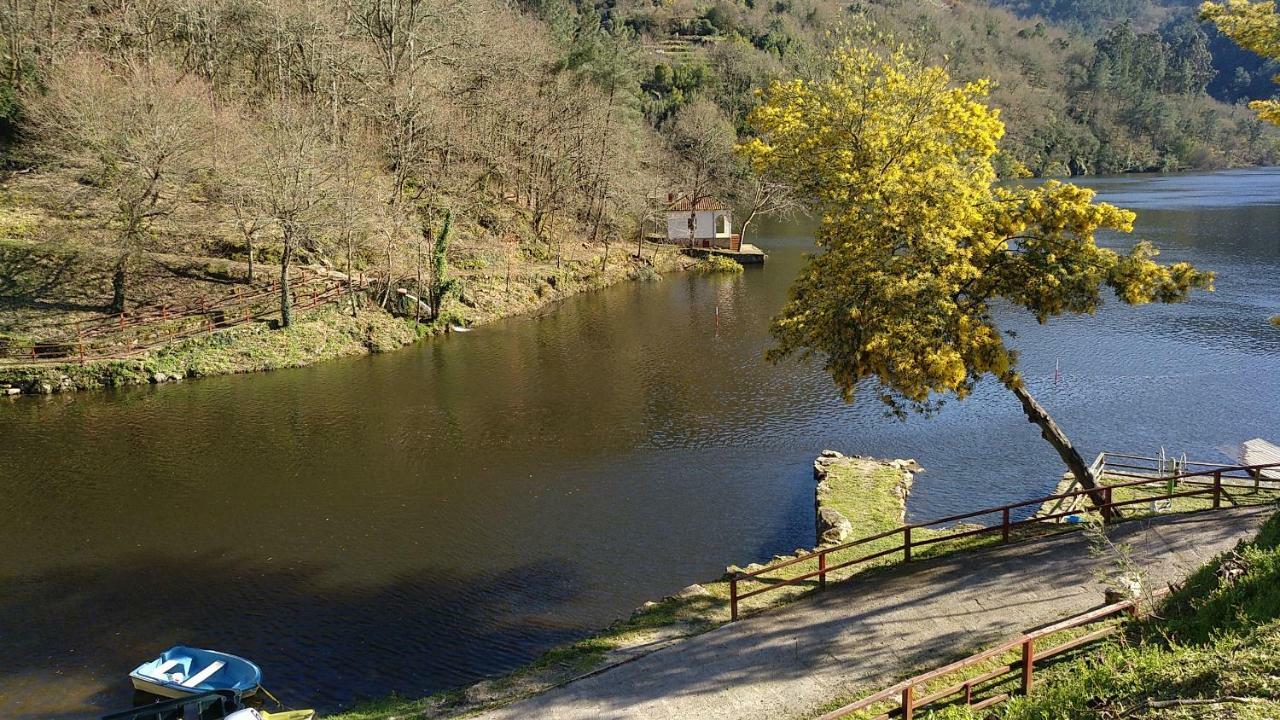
(743, 45, 1213, 414)
(1202, 1, 1280, 125)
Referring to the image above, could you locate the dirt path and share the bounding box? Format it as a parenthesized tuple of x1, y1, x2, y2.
(473, 506, 1273, 720)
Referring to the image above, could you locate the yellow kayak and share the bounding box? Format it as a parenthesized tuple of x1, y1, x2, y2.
(227, 710, 316, 720)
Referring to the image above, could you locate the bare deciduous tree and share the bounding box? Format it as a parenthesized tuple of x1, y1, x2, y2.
(253, 104, 334, 327)
(667, 100, 740, 246)
(26, 56, 212, 312)
(734, 176, 800, 244)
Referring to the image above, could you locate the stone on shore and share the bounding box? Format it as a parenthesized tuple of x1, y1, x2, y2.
(675, 584, 712, 599)
(817, 506, 854, 545)
(633, 600, 660, 615)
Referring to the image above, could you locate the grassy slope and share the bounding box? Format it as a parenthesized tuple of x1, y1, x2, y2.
(0, 304, 421, 392)
(962, 509, 1280, 720)
(0, 172, 693, 393)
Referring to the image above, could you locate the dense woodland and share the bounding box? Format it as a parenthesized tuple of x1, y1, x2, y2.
(0, 0, 1276, 324)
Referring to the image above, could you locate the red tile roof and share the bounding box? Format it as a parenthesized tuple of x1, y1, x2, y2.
(666, 195, 728, 211)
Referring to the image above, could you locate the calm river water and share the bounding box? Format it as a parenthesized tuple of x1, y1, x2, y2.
(2, 170, 1279, 718)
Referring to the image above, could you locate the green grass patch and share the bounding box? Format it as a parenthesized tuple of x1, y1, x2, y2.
(690, 255, 744, 274)
(0, 305, 419, 393)
(1048, 476, 1280, 526)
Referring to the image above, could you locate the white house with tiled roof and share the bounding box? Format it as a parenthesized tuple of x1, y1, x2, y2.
(664, 194, 740, 250)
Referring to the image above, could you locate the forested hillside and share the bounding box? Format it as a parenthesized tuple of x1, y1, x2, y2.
(991, 0, 1280, 104)
(0, 0, 1275, 358)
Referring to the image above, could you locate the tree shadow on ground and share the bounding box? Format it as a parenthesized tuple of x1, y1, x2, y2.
(472, 508, 1272, 720)
(0, 244, 107, 321)
(0, 509, 1264, 720)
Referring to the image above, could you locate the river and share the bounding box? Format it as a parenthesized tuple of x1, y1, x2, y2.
(1, 169, 1278, 718)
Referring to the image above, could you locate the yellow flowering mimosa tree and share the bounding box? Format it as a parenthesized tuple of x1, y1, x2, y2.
(1202, 1, 1280, 125)
(741, 47, 1214, 499)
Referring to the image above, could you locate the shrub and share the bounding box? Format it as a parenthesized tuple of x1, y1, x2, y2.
(631, 265, 661, 282)
(692, 255, 744, 274)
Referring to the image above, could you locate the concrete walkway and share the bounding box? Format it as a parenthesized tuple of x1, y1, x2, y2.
(476, 506, 1273, 720)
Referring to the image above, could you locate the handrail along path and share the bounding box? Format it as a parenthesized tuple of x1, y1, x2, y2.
(729, 461, 1280, 622)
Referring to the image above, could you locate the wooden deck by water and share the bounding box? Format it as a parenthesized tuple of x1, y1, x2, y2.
(1244, 439, 1280, 480)
(682, 244, 768, 265)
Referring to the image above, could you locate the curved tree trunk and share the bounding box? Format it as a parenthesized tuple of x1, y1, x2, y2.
(1006, 378, 1112, 514)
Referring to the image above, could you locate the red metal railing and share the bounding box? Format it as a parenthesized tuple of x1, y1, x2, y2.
(817, 590, 1167, 720)
(728, 462, 1280, 622)
(0, 273, 362, 365)
(47, 268, 334, 342)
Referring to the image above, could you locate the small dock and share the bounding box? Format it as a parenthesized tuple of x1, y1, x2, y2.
(682, 243, 768, 265)
(1244, 438, 1280, 480)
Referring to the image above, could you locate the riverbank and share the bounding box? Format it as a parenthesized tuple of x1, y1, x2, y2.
(0, 305, 420, 393)
(329, 452, 921, 720)
(0, 235, 694, 395)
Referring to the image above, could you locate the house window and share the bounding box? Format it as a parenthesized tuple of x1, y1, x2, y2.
(716, 214, 729, 235)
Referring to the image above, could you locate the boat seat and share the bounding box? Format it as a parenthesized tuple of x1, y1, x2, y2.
(145, 659, 182, 680)
(181, 660, 225, 687)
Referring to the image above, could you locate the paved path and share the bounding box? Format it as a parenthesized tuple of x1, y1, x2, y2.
(476, 506, 1273, 720)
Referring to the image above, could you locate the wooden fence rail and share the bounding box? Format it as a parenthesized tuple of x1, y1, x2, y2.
(0, 275, 359, 365)
(728, 462, 1280, 622)
(1041, 451, 1278, 519)
(42, 268, 333, 342)
(816, 590, 1166, 720)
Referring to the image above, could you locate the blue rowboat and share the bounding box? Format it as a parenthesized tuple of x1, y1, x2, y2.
(129, 646, 261, 699)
